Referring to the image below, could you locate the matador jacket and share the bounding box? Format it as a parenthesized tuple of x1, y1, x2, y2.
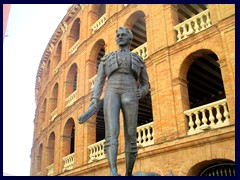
(91, 51, 150, 100)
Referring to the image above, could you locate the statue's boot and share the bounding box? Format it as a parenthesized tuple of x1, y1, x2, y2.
(125, 152, 136, 176)
(106, 145, 121, 176)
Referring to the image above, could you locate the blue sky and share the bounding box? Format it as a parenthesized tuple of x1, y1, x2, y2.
(3, 4, 71, 176)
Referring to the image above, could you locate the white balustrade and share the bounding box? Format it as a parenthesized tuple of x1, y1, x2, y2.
(173, 9, 212, 42)
(65, 91, 76, 107)
(69, 40, 80, 56)
(50, 108, 58, 122)
(54, 63, 61, 74)
(87, 122, 154, 163)
(89, 75, 97, 91)
(132, 42, 148, 60)
(184, 99, 230, 135)
(137, 122, 154, 147)
(47, 163, 54, 176)
(88, 139, 106, 163)
(41, 123, 45, 131)
(62, 153, 74, 172)
(91, 14, 107, 33)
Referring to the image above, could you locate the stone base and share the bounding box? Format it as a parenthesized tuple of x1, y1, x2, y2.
(133, 171, 161, 176)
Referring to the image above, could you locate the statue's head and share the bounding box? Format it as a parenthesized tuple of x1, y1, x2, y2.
(115, 26, 133, 47)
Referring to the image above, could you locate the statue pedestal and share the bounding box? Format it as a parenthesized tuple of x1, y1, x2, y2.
(133, 171, 161, 176)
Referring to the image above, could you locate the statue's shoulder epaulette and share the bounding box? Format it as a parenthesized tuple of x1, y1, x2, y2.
(101, 51, 116, 62)
(131, 52, 144, 63)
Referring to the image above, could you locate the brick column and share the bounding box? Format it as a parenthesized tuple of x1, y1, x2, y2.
(218, 59, 235, 124)
(163, 4, 178, 46)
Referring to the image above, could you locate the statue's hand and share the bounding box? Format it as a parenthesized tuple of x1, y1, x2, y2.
(135, 89, 142, 100)
(90, 98, 98, 109)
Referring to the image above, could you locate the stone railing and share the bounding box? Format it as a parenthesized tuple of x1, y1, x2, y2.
(50, 108, 57, 122)
(184, 99, 230, 135)
(69, 40, 80, 56)
(173, 9, 212, 42)
(88, 139, 106, 163)
(54, 63, 61, 74)
(137, 122, 154, 147)
(65, 91, 76, 107)
(41, 122, 45, 131)
(62, 153, 74, 172)
(88, 122, 154, 162)
(89, 74, 97, 91)
(47, 163, 54, 176)
(132, 42, 148, 60)
(91, 14, 106, 33)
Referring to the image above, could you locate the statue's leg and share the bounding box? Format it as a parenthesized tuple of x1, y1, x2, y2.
(121, 90, 138, 176)
(104, 89, 121, 176)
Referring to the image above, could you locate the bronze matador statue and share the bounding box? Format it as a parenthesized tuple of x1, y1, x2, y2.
(79, 27, 150, 176)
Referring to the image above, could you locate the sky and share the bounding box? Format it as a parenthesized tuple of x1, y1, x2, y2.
(3, 4, 72, 176)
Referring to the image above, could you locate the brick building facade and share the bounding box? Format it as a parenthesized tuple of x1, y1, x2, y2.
(30, 4, 235, 176)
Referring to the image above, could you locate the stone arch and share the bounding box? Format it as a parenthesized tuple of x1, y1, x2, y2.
(53, 40, 62, 69)
(65, 63, 78, 98)
(89, 39, 106, 71)
(178, 148, 235, 175)
(62, 118, 75, 156)
(46, 132, 55, 167)
(179, 49, 226, 109)
(68, 18, 80, 49)
(124, 10, 147, 51)
(50, 83, 58, 113)
(124, 10, 146, 29)
(40, 98, 47, 125)
(37, 143, 43, 173)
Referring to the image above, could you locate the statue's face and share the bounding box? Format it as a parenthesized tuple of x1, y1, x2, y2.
(115, 29, 131, 47)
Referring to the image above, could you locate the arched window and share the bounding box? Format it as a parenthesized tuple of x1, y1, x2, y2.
(125, 11, 147, 51)
(62, 118, 75, 172)
(186, 50, 225, 108)
(50, 83, 58, 113)
(37, 144, 43, 174)
(200, 162, 235, 176)
(46, 132, 55, 169)
(40, 99, 47, 125)
(54, 41, 62, 70)
(68, 18, 80, 49)
(182, 49, 229, 134)
(65, 63, 78, 98)
(98, 4, 106, 18)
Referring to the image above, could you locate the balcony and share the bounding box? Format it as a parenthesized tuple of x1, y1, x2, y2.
(65, 91, 76, 107)
(47, 163, 54, 176)
(62, 153, 74, 172)
(173, 9, 212, 42)
(137, 122, 154, 148)
(88, 139, 105, 163)
(132, 42, 148, 60)
(50, 108, 57, 122)
(184, 99, 230, 135)
(89, 75, 97, 91)
(69, 40, 80, 56)
(88, 122, 154, 163)
(91, 14, 106, 33)
(54, 63, 61, 74)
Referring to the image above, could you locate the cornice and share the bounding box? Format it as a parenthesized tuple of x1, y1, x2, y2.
(35, 4, 86, 104)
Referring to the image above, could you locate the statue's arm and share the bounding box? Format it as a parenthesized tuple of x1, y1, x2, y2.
(139, 60, 150, 98)
(91, 57, 107, 101)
